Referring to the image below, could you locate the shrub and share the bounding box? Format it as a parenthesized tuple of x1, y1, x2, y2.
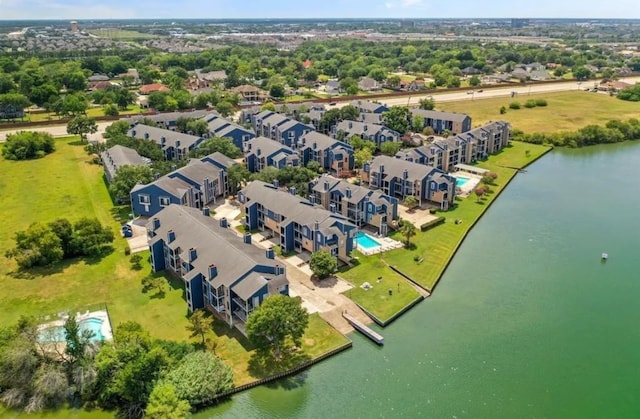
(420, 216, 446, 232)
(499, 106, 507, 114)
(535, 99, 548, 107)
(2, 131, 56, 160)
(524, 100, 537, 108)
(509, 101, 521, 110)
(124, 246, 131, 256)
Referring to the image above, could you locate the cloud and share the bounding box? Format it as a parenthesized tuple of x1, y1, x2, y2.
(385, 0, 426, 9)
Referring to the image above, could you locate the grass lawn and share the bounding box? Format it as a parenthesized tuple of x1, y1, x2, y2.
(25, 105, 143, 123)
(213, 313, 349, 386)
(342, 141, 551, 291)
(338, 254, 421, 322)
(438, 90, 640, 134)
(0, 136, 192, 341)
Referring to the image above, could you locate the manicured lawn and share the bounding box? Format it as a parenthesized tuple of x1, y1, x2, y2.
(342, 142, 551, 291)
(0, 136, 192, 341)
(438, 91, 640, 133)
(26, 105, 143, 122)
(338, 255, 421, 322)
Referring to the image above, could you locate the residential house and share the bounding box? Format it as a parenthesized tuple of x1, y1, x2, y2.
(529, 70, 552, 81)
(324, 79, 341, 95)
(251, 110, 315, 148)
(308, 175, 398, 234)
(131, 152, 236, 216)
(361, 155, 456, 210)
(87, 74, 109, 83)
(407, 79, 426, 91)
(128, 110, 210, 129)
(231, 85, 268, 103)
(410, 109, 472, 135)
(244, 136, 300, 173)
(358, 77, 381, 92)
(139, 83, 170, 95)
(202, 113, 255, 149)
(188, 69, 227, 90)
(146, 205, 288, 332)
(333, 120, 400, 148)
(298, 132, 354, 176)
(396, 121, 511, 171)
(350, 100, 389, 114)
(238, 181, 357, 261)
(100, 145, 147, 183)
(128, 124, 205, 160)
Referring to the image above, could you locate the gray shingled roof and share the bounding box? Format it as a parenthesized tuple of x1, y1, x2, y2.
(299, 131, 350, 151)
(128, 124, 202, 150)
(312, 174, 390, 204)
(148, 205, 281, 291)
(245, 136, 295, 156)
(205, 152, 237, 169)
(368, 155, 436, 181)
(101, 145, 145, 171)
(129, 110, 209, 124)
(241, 181, 353, 231)
(351, 100, 386, 113)
(335, 120, 398, 137)
(410, 109, 470, 123)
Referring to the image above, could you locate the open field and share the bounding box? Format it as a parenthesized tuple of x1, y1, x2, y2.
(438, 91, 640, 133)
(343, 141, 552, 291)
(25, 105, 143, 123)
(0, 137, 349, 394)
(88, 29, 158, 40)
(338, 256, 421, 322)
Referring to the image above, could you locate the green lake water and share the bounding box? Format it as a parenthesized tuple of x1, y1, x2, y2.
(200, 142, 640, 418)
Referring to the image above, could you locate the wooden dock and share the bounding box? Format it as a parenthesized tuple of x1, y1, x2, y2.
(342, 311, 384, 345)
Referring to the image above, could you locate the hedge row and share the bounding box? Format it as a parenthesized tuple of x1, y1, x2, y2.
(420, 216, 446, 232)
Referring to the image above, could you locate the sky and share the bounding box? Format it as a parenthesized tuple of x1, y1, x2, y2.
(1, 0, 639, 20)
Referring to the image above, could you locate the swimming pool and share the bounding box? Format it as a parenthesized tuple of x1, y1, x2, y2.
(355, 232, 382, 250)
(455, 176, 471, 187)
(39, 317, 105, 343)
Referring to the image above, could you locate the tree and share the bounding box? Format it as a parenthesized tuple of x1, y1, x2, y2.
(67, 115, 98, 143)
(399, 220, 417, 247)
(380, 141, 401, 156)
(109, 165, 155, 203)
(164, 351, 233, 406)
(5, 222, 64, 269)
(145, 383, 191, 419)
(306, 160, 322, 173)
(189, 137, 242, 158)
(382, 106, 411, 134)
(261, 101, 276, 112)
(404, 195, 418, 210)
(354, 148, 373, 168)
(48, 218, 74, 258)
(572, 66, 593, 81)
(2, 131, 55, 160)
(469, 75, 481, 86)
(269, 85, 285, 99)
(411, 115, 424, 132)
(215, 100, 233, 117)
(474, 186, 488, 202)
(499, 106, 507, 114)
(227, 164, 252, 195)
(68, 218, 114, 257)
(386, 75, 401, 88)
(245, 295, 309, 359)
(186, 309, 214, 346)
(309, 250, 337, 279)
(141, 275, 168, 296)
(418, 97, 435, 110)
(339, 105, 360, 121)
(103, 120, 131, 139)
(103, 104, 119, 116)
(186, 119, 210, 137)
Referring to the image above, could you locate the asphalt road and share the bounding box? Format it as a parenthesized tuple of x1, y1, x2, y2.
(0, 121, 112, 142)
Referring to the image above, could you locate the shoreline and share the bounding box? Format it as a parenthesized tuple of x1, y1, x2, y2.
(427, 144, 554, 294)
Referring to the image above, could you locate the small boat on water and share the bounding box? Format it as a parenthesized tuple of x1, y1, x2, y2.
(601, 252, 608, 261)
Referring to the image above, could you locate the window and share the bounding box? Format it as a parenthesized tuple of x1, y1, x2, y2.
(139, 194, 150, 204)
(159, 196, 170, 207)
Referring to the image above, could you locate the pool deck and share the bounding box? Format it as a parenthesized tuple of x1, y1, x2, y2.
(38, 309, 114, 342)
(355, 232, 403, 256)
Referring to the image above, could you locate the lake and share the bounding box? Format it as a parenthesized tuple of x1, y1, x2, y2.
(199, 142, 640, 418)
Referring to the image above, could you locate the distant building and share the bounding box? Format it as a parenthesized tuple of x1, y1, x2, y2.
(511, 18, 530, 28)
(70, 21, 79, 33)
(100, 145, 147, 184)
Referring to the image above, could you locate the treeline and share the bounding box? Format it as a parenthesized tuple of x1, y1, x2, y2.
(0, 317, 233, 417)
(512, 119, 640, 147)
(5, 218, 114, 269)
